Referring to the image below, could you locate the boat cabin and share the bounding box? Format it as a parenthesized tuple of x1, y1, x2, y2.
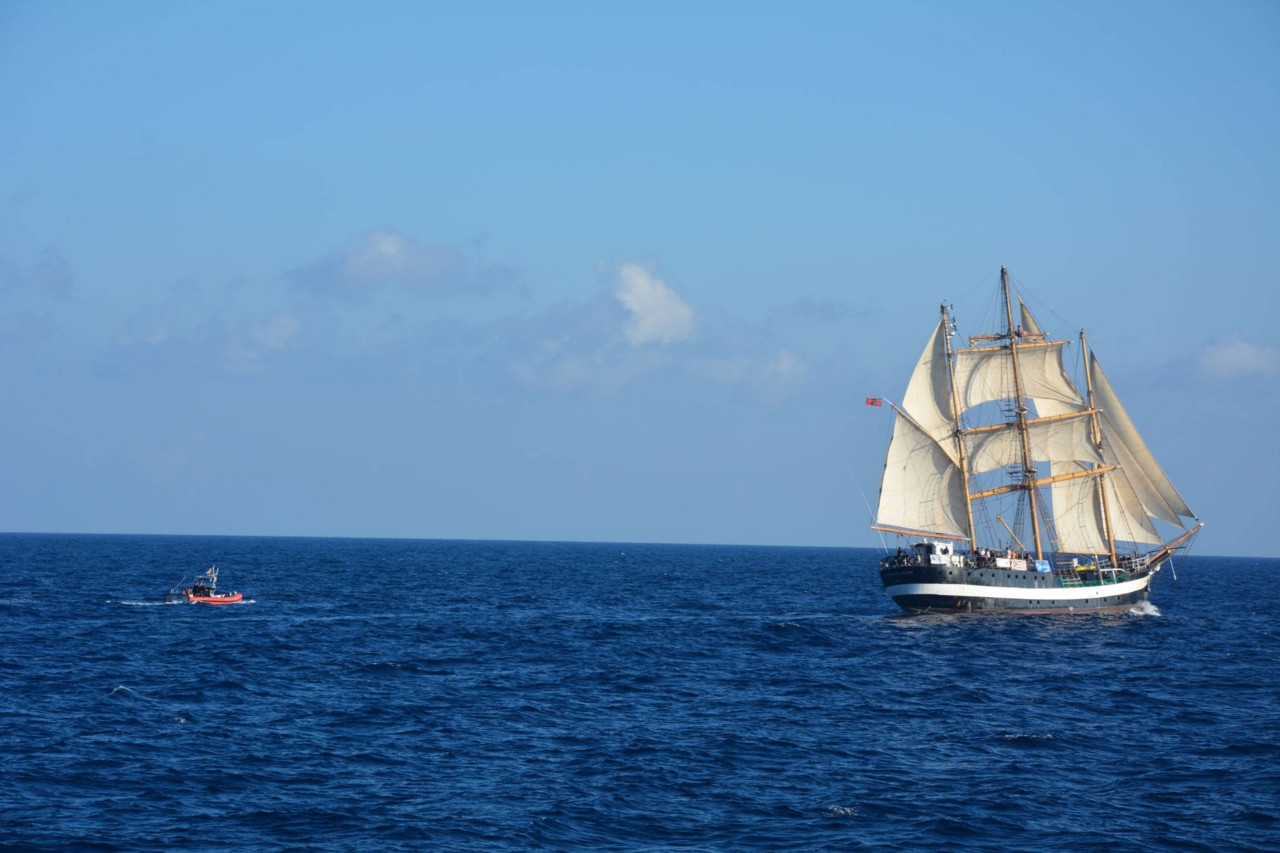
(912, 541, 966, 568)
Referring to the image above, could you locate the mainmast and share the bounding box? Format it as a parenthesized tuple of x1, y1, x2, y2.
(1001, 266, 1044, 559)
(941, 302, 978, 551)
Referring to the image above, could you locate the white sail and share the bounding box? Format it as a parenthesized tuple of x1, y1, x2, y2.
(1102, 467, 1166, 545)
(1028, 354, 1192, 551)
(901, 320, 958, 455)
(1047, 463, 1109, 554)
(1090, 353, 1195, 522)
(875, 279, 1195, 558)
(966, 413, 1103, 476)
(875, 410, 968, 538)
(1019, 299, 1044, 337)
(871, 269, 1202, 615)
(1047, 462, 1162, 553)
(1096, 425, 1186, 528)
(952, 342, 1083, 413)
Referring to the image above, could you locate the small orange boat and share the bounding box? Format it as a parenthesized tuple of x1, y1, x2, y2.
(164, 565, 243, 605)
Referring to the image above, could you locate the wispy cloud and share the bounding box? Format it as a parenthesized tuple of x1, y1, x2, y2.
(287, 228, 519, 297)
(504, 292, 659, 395)
(0, 247, 76, 299)
(505, 265, 810, 398)
(764, 347, 808, 384)
(509, 264, 698, 394)
(1199, 335, 1280, 378)
(110, 281, 301, 376)
(223, 313, 302, 374)
(615, 264, 694, 345)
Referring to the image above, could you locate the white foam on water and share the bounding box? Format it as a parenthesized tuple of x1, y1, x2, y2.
(1128, 600, 1161, 617)
(826, 805, 860, 817)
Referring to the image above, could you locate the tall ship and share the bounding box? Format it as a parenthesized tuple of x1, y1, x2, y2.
(873, 267, 1201, 614)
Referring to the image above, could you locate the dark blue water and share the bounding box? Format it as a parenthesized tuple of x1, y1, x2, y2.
(0, 534, 1276, 851)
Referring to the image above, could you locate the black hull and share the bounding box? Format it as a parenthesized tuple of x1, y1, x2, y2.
(888, 589, 1149, 615)
(880, 561, 1157, 615)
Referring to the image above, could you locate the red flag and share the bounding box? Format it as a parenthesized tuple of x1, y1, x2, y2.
(865, 397, 883, 407)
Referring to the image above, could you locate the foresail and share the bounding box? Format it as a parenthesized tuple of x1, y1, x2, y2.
(876, 411, 968, 539)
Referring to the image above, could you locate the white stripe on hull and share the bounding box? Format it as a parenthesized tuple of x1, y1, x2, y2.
(885, 573, 1153, 603)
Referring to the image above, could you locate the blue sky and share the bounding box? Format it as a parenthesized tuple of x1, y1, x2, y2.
(1, 2, 1276, 555)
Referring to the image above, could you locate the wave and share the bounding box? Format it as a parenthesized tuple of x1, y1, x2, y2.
(1002, 733, 1057, 745)
(1128, 600, 1162, 617)
(0, 534, 1272, 853)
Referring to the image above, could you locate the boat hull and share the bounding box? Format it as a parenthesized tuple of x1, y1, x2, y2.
(186, 592, 243, 605)
(880, 563, 1156, 614)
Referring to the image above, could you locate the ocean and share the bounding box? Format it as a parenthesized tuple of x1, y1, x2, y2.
(0, 534, 1276, 851)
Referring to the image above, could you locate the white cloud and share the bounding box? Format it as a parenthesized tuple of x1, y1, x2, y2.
(504, 273, 814, 399)
(502, 294, 671, 395)
(1199, 335, 1280, 378)
(288, 227, 517, 296)
(224, 313, 301, 374)
(615, 264, 694, 346)
(764, 347, 808, 385)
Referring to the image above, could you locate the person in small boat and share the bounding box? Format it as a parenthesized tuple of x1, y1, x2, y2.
(191, 582, 209, 597)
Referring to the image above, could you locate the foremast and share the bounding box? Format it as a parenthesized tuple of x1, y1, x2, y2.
(940, 301, 978, 552)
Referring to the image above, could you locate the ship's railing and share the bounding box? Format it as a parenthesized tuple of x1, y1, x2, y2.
(1054, 570, 1129, 588)
(879, 550, 1135, 588)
